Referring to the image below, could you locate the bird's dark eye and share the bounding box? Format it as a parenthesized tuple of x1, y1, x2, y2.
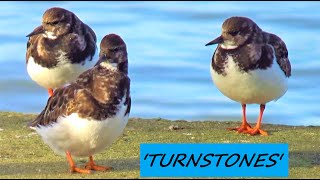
(109, 47, 119, 52)
(46, 21, 59, 25)
(229, 31, 239, 36)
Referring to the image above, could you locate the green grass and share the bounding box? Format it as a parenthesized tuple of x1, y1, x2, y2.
(0, 111, 319, 179)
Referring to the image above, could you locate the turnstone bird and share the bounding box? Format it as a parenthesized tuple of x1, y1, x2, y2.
(28, 34, 131, 173)
(26, 7, 97, 97)
(206, 16, 291, 136)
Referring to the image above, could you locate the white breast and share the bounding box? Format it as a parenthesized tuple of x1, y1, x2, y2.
(27, 51, 97, 89)
(43, 32, 57, 40)
(210, 55, 288, 104)
(35, 95, 129, 157)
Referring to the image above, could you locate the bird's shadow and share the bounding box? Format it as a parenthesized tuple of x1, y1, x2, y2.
(0, 157, 139, 176)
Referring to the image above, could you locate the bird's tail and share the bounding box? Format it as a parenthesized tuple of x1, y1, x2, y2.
(27, 110, 46, 129)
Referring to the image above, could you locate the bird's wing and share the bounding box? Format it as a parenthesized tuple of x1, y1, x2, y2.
(28, 84, 84, 127)
(83, 23, 97, 43)
(265, 32, 291, 77)
(75, 65, 96, 88)
(29, 68, 131, 128)
(26, 33, 39, 63)
(89, 69, 131, 118)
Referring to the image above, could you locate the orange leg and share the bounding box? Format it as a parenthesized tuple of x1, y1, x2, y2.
(243, 104, 268, 136)
(48, 88, 54, 97)
(66, 151, 91, 174)
(228, 104, 252, 133)
(85, 156, 112, 171)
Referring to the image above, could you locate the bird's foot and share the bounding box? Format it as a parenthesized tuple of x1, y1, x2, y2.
(85, 163, 112, 171)
(70, 166, 92, 174)
(227, 123, 252, 133)
(243, 127, 268, 136)
(48, 88, 54, 97)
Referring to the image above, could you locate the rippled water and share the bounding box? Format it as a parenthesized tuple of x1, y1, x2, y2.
(0, 1, 319, 126)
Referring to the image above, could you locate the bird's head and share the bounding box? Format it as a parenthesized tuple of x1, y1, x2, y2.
(96, 34, 128, 73)
(26, 7, 74, 39)
(206, 16, 260, 49)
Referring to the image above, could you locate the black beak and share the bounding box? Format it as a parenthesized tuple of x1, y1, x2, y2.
(94, 55, 105, 66)
(26, 25, 44, 37)
(205, 35, 223, 46)
(95, 54, 111, 66)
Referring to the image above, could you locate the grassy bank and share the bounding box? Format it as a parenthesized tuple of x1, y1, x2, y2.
(0, 111, 319, 179)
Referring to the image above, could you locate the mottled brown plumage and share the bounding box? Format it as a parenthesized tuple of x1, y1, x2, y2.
(26, 7, 97, 68)
(264, 33, 291, 77)
(206, 16, 291, 136)
(96, 34, 128, 74)
(29, 34, 131, 174)
(207, 16, 291, 77)
(29, 34, 131, 128)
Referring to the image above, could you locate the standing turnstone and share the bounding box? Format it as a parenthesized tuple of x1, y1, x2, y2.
(206, 16, 291, 136)
(26, 7, 97, 97)
(28, 34, 131, 173)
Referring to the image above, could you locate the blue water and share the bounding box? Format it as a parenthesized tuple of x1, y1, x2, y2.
(0, 1, 319, 126)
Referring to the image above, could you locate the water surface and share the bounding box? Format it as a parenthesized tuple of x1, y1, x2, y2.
(0, 1, 319, 126)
